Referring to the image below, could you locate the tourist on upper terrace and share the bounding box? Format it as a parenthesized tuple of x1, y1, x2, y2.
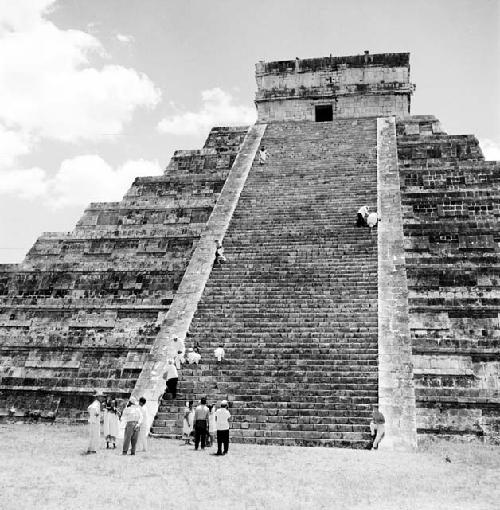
(86, 390, 104, 454)
(214, 344, 225, 364)
(163, 359, 179, 399)
(356, 205, 369, 227)
(369, 405, 386, 450)
(214, 240, 226, 267)
(121, 396, 143, 455)
(258, 146, 269, 165)
(182, 401, 195, 444)
(186, 347, 201, 365)
(215, 400, 231, 456)
(367, 211, 380, 230)
(136, 397, 150, 452)
(193, 397, 210, 450)
(103, 395, 120, 449)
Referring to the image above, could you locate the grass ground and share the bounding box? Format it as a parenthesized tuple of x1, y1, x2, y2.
(0, 424, 498, 510)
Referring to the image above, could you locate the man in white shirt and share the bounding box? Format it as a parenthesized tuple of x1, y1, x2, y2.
(357, 205, 369, 227)
(163, 359, 179, 399)
(121, 396, 143, 455)
(215, 399, 231, 455)
(214, 345, 225, 364)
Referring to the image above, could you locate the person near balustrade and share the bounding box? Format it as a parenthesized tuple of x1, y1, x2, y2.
(356, 205, 369, 227)
(121, 396, 143, 455)
(369, 405, 386, 450)
(163, 359, 179, 399)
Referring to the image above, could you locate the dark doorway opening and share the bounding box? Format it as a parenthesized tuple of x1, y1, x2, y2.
(315, 104, 333, 122)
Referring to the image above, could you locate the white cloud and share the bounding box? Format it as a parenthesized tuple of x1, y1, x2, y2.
(0, 154, 163, 207)
(49, 155, 162, 209)
(0, 1, 161, 144)
(1, 167, 48, 199)
(480, 139, 500, 161)
(0, 124, 33, 168)
(116, 33, 134, 44)
(158, 87, 256, 136)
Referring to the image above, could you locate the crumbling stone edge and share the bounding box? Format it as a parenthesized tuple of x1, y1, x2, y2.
(377, 116, 418, 451)
(131, 123, 267, 422)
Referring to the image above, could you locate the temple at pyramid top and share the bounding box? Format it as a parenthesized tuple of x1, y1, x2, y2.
(255, 51, 415, 122)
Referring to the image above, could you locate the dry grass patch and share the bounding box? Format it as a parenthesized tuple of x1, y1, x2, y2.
(0, 424, 498, 510)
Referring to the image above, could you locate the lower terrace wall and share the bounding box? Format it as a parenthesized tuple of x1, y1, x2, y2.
(397, 115, 500, 444)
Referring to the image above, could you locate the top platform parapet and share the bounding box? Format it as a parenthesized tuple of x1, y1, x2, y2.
(255, 52, 415, 122)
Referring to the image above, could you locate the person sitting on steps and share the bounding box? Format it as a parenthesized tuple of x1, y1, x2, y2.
(186, 347, 201, 365)
(366, 211, 381, 231)
(214, 240, 226, 267)
(356, 205, 369, 227)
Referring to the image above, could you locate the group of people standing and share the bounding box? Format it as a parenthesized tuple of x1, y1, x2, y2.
(86, 391, 150, 456)
(182, 397, 231, 455)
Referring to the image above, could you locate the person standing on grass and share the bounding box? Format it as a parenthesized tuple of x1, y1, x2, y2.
(193, 397, 210, 450)
(370, 405, 386, 450)
(163, 359, 179, 399)
(182, 401, 194, 445)
(103, 395, 120, 449)
(136, 397, 150, 452)
(215, 400, 231, 456)
(121, 396, 143, 455)
(86, 390, 104, 454)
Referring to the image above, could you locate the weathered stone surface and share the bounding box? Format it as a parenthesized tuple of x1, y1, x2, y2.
(377, 116, 417, 451)
(255, 53, 414, 122)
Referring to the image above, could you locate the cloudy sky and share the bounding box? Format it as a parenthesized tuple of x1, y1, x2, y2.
(0, 0, 498, 263)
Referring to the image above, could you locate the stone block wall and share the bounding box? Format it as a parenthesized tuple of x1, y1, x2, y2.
(397, 116, 500, 443)
(0, 126, 248, 421)
(255, 52, 414, 122)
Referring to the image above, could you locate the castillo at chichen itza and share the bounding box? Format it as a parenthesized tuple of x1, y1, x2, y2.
(1, 52, 499, 450)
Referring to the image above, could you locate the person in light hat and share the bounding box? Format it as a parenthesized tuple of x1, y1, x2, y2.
(121, 396, 143, 455)
(86, 390, 104, 454)
(215, 399, 231, 456)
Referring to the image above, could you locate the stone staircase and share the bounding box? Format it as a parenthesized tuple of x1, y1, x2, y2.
(153, 118, 379, 447)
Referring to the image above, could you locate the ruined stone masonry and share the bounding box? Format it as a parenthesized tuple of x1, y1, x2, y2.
(1, 52, 498, 448)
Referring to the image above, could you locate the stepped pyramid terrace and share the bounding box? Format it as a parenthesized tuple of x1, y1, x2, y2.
(1, 52, 499, 450)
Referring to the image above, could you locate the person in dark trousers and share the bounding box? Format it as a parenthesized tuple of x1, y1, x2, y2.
(193, 397, 210, 450)
(163, 359, 178, 399)
(215, 399, 231, 456)
(121, 396, 143, 455)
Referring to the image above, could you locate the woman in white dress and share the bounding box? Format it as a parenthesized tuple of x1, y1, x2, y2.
(103, 396, 120, 449)
(182, 401, 194, 444)
(87, 390, 104, 454)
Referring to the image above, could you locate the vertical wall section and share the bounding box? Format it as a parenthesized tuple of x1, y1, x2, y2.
(377, 116, 417, 451)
